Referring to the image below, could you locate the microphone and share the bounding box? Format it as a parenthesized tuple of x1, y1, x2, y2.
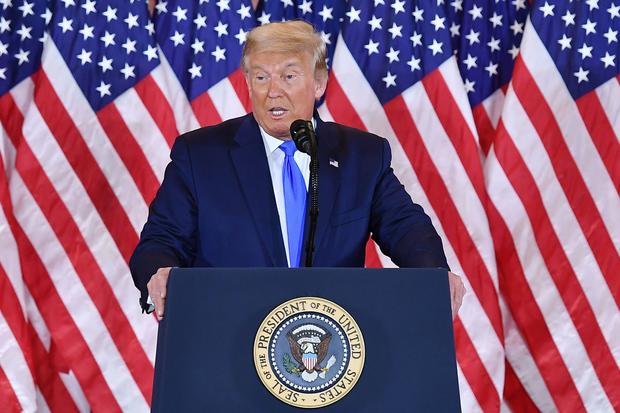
(289, 119, 316, 155)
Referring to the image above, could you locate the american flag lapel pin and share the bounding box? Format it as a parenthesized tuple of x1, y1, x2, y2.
(329, 158, 339, 168)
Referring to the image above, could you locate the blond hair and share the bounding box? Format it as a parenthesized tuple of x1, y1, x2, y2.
(241, 20, 328, 80)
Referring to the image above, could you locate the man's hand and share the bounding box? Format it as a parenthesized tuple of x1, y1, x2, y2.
(448, 272, 466, 320)
(147, 267, 172, 320)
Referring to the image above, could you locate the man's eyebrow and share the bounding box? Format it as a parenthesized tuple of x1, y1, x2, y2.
(249, 61, 303, 71)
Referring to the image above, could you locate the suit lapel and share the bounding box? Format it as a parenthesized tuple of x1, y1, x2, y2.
(230, 115, 288, 267)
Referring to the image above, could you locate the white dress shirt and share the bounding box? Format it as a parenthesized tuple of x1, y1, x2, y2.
(259, 125, 311, 267)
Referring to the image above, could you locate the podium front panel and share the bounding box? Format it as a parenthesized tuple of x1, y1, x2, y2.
(152, 268, 461, 412)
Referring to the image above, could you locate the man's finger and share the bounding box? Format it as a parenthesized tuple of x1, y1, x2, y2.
(155, 297, 165, 320)
(448, 272, 465, 319)
(147, 267, 172, 320)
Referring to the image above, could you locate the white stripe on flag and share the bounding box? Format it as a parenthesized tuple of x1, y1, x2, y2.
(316, 103, 334, 122)
(501, 298, 555, 413)
(481, 89, 505, 129)
(0, 312, 37, 413)
(58, 370, 90, 412)
(209, 76, 248, 121)
(594, 78, 620, 142)
(34, 389, 51, 413)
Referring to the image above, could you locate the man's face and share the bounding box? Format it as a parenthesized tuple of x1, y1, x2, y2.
(245, 51, 327, 140)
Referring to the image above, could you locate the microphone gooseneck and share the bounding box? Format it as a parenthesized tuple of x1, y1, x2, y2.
(289, 119, 319, 267)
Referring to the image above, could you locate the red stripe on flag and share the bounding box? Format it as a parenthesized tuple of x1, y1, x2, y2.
(324, 73, 366, 130)
(503, 359, 540, 413)
(0, 93, 153, 406)
(453, 318, 500, 413)
(486, 194, 585, 412)
(575, 91, 620, 195)
(191, 91, 222, 127)
(364, 240, 382, 268)
(385, 95, 503, 340)
(0, 98, 121, 411)
(228, 69, 252, 113)
(0, 264, 34, 373)
(384, 95, 501, 411)
(0, 263, 79, 412)
(97, 103, 160, 206)
(422, 71, 487, 200)
(472, 104, 495, 156)
(0, 366, 21, 413)
(513, 61, 620, 305)
(493, 120, 620, 408)
(32, 69, 139, 262)
(133, 74, 179, 147)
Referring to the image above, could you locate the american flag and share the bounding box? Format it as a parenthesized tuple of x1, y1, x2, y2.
(0, 1, 618, 412)
(484, 1, 619, 411)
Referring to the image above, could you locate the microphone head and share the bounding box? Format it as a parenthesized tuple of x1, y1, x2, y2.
(290, 119, 315, 155)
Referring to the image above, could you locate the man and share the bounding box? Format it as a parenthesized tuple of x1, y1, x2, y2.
(129, 21, 465, 320)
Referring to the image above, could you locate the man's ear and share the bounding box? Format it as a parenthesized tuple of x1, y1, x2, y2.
(314, 73, 328, 100)
(243, 71, 251, 91)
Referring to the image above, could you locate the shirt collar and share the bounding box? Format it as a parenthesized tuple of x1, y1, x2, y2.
(258, 118, 317, 155)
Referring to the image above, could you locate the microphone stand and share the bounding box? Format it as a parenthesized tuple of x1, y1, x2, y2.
(305, 138, 319, 267)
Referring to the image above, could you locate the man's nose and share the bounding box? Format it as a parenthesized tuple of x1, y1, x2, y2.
(267, 77, 284, 97)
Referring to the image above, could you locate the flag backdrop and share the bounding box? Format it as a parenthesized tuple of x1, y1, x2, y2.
(0, 0, 618, 411)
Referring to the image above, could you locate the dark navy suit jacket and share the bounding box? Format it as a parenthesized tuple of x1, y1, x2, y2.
(130, 114, 448, 310)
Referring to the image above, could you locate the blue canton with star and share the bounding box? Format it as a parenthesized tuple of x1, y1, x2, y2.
(446, 0, 530, 107)
(155, 0, 256, 101)
(532, 0, 619, 100)
(50, 0, 159, 111)
(341, 0, 453, 104)
(0, 0, 51, 96)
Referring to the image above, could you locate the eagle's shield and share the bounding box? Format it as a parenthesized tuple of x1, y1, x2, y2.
(302, 353, 317, 371)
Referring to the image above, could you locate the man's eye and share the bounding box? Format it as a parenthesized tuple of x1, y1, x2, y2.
(285, 74, 296, 80)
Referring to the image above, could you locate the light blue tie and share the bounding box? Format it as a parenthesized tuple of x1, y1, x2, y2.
(279, 140, 306, 267)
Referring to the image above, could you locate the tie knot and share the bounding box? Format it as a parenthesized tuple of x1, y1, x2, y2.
(279, 140, 297, 157)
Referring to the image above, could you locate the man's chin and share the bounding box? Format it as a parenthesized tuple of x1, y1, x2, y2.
(264, 121, 293, 139)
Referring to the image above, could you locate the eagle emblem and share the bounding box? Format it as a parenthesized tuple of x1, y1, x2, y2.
(283, 324, 337, 382)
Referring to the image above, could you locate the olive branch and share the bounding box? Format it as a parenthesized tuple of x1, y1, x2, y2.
(283, 353, 301, 376)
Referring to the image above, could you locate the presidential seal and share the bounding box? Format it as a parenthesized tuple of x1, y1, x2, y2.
(253, 297, 365, 409)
